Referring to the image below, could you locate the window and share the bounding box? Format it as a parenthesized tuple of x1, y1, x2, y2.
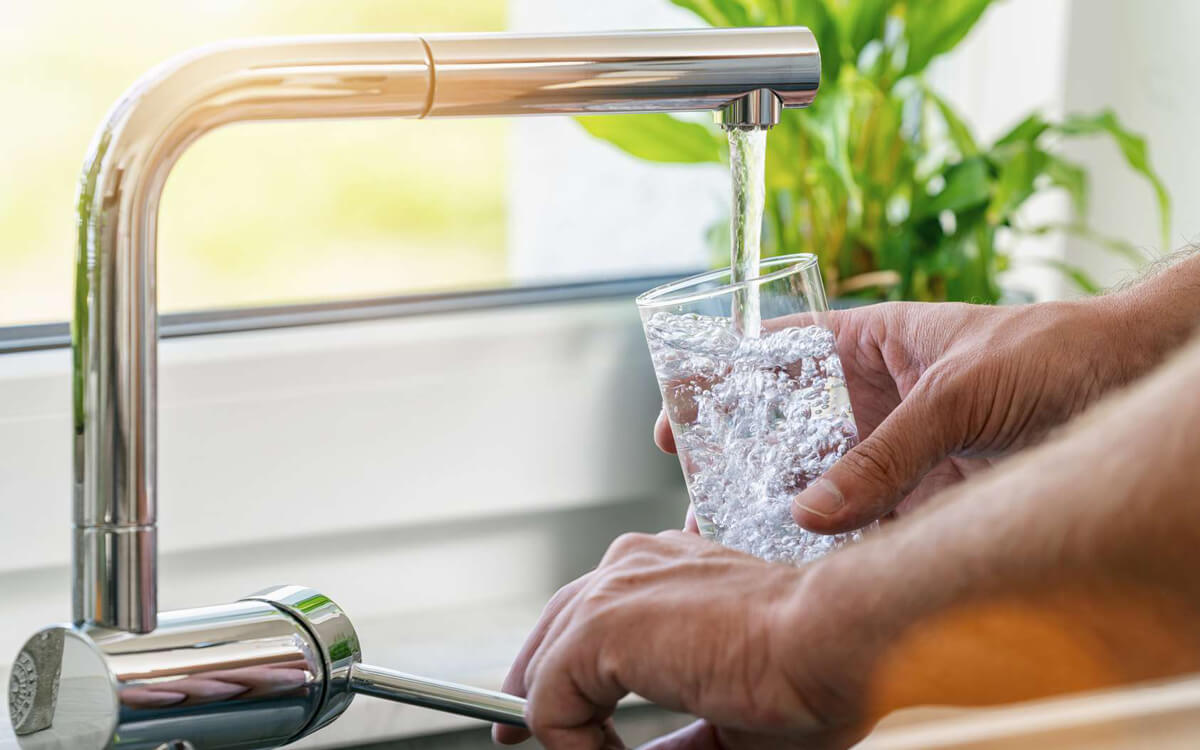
(1, 1, 506, 326)
(0, 0, 719, 329)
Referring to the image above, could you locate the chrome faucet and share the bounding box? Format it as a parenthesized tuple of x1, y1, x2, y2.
(9, 28, 819, 748)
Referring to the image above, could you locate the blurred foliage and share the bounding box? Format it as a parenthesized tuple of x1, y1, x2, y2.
(0, 0, 506, 325)
(578, 0, 1170, 302)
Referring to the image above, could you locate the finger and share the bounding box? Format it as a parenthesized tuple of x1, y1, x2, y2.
(538, 725, 625, 750)
(494, 574, 592, 744)
(764, 307, 855, 338)
(792, 380, 957, 534)
(526, 639, 627, 750)
(655, 408, 677, 454)
(492, 719, 528, 746)
(637, 720, 721, 750)
(895, 458, 971, 514)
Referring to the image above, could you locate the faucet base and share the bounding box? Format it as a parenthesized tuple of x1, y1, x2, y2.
(9, 587, 353, 749)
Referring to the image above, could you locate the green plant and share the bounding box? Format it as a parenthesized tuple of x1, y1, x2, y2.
(579, 0, 1170, 302)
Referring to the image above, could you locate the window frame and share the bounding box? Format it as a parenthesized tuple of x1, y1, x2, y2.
(0, 272, 696, 355)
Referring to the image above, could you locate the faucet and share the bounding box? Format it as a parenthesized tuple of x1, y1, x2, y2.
(8, 27, 819, 748)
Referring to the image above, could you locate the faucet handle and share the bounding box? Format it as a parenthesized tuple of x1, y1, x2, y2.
(349, 663, 527, 727)
(249, 586, 527, 728)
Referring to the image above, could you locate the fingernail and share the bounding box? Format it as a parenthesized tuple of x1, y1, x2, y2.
(795, 479, 845, 517)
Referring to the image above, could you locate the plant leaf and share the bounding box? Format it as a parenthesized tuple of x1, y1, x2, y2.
(924, 84, 977, 156)
(914, 155, 990, 220)
(902, 0, 992, 76)
(994, 112, 1050, 147)
(1043, 153, 1088, 216)
(838, 0, 896, 59)
(669, 0, 752, 26)
(987, 143, 1047, 224)
(574, 115, 724, 164)
(1055, 109, 1171, 250)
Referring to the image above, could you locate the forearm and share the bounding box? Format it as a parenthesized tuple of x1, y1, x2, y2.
(1093, 247, 1200, 383)
(801, 332, 1200, 721)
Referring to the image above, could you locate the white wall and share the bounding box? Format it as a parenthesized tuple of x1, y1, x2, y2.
(1059, 0, 1200, 287)
(507, 0, 726, 283)
(930, 0, 1074, 300)
(915, 0, 1196, 294)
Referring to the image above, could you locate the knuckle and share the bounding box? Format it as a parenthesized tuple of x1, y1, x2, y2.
(544, 577, 585, 613)
(605, 532, 652, 560)
(846, 434, 907, 486)
(579, 582, 616, 611)
(523, 697, 549, 734)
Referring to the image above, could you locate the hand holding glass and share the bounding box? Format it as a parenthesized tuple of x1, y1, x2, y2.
(638, 254, 866, 564)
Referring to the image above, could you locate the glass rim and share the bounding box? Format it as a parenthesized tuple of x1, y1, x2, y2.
(635, 253, 820, 309)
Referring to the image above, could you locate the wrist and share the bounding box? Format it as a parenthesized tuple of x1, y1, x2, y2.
(1089, 251, 1200, 383)
(772, 537, 932, 726)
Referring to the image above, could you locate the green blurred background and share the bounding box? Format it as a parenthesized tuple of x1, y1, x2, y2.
(0, 1, 508, 326)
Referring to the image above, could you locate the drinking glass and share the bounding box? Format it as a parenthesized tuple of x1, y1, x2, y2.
(636, 254, 865, 565)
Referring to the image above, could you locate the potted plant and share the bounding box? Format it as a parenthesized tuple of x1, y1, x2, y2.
(578, 0, 1169, 303)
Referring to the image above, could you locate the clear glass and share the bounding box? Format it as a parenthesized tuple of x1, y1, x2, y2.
(637, 254, 866, 565)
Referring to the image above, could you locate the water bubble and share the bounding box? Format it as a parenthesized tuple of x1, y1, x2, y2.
(646, 312, 864, 564)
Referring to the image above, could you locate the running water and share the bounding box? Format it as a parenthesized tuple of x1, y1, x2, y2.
(727, 127, 767, 338)
(639, 124, 867, 565)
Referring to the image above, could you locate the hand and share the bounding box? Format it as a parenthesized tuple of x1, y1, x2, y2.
(656, 299, 1130, 533)
(500, 315, 1200, 750)
(492, 531, 871, 750)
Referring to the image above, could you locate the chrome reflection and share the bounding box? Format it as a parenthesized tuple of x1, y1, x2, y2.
(10, 599, 326, 749)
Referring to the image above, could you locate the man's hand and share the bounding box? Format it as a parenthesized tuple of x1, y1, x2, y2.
(504, 327, 1200, 750)
(657, 299, 1138, 533)
(492, 532, 866, 750)
(662, 251, 1200, 534)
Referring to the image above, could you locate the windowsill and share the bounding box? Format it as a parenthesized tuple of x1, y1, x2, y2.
(0, 273, 696, 354)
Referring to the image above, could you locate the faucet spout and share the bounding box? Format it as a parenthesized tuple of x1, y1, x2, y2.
(72, 27, 818, 635)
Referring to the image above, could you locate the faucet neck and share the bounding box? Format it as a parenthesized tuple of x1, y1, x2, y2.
(72, 28, 819, 633)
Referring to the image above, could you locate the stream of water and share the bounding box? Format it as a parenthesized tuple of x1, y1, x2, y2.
(726, 126, 768, 338)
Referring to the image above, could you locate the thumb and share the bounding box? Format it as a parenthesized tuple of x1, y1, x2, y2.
(792, 385, 956, 534)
